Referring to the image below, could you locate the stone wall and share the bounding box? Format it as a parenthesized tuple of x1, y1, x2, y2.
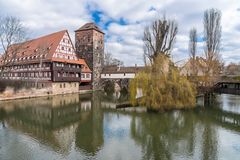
(75, 26, 104, 90)
(52, 82, 79, 94)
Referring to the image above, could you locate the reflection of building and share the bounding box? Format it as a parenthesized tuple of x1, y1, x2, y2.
(4, 94, 93, 154)
(76, 92, 104, 155)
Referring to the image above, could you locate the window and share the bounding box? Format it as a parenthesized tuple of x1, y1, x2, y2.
(86, 74, 90, 78)
(60, 84, 62, 88)
(63, 83, 65, 88)
(61, 46, 64, 50)
(81, 74, 85, 78)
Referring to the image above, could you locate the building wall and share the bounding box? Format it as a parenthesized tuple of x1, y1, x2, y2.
(92, 30, 104, 90)
(75, 30, 94, 69)
(52, 82, 79, 94)
(75, 27, 104, 90)
(81, 72, 92, 82)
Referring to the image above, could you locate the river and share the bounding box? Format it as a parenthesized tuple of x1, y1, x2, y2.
(0, 92, 240, 160)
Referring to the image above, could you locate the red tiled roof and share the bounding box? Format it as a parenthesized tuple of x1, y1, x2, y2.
(0, 30, 66, 65)
(51, 57, 86, 65)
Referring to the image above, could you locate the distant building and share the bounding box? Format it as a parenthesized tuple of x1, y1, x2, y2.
(0, 30, 91, 94)
(180, 57, 206, 76)
(75, 22, 104, 90)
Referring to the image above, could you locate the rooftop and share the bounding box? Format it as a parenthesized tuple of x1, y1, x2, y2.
(75, 22, 104, 34)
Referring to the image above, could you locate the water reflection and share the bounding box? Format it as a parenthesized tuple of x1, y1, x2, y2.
(0, 93, 239, 160)
(76, 92, 104, 155)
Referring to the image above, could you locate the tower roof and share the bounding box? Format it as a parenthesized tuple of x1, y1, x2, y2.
(75, 22, 104, 34)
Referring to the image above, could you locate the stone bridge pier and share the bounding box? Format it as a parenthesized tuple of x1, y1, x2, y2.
(100, 65, 144, 93)
(100, 79, 130, 93)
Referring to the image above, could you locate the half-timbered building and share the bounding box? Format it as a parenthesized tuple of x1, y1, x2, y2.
(0, 30, 91, 94)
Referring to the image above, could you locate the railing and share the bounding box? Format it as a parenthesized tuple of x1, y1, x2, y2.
(52, 66, 81, 72)
(53, 76, 81, 82)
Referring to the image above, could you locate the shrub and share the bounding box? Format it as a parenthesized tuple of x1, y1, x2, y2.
(130, 55, 196, 111)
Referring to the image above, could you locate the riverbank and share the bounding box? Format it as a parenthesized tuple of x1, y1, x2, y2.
(0, 89, 93, 101)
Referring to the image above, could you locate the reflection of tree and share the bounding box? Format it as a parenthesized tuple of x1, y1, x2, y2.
(75, 92, 104, 155)
(202, 124, 218, 160)
(130, 111, 199, 160)
(0, 108, 6, 127)
(199, 108, 221, 160)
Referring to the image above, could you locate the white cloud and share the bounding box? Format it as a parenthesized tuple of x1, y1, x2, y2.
(0, 0, 240, 65)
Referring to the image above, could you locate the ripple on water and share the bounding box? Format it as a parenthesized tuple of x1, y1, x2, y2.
(233, 144, 240, 152)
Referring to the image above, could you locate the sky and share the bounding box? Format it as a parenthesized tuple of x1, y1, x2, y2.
(0, 0, 240, 66)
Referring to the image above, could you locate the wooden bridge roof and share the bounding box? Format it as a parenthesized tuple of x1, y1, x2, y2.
(102, 66, 145, 74)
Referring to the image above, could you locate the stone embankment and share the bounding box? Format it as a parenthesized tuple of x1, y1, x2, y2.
(0, 87, 92, 101)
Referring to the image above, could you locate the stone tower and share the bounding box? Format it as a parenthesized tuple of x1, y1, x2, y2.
(75, 22, 104, 90)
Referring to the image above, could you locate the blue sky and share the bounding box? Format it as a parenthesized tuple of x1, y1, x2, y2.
(0, 0, 240, 66)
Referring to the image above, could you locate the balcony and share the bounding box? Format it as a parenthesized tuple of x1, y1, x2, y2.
(52, 66, 81, 73)
(53, 76, 81, 82)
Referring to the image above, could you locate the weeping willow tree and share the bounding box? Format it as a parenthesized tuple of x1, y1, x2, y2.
(130, 55, 196, 111)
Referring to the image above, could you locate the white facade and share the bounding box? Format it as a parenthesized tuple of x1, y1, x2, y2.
(81, 73, 91, 81)
(53, 32, 78, 60)
(101, 73, 136, 79)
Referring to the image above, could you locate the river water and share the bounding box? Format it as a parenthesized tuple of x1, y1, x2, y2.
(0, 92, 240, 160)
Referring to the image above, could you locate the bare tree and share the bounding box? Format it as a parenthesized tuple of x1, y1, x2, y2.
(188, 28, 198, 76)
(104, 52, 113, 66)
(203, 8, 222, 77)
(104, 52, 123, 66)
(143, 16, 178, 64)
(0, 16, 26, 76)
